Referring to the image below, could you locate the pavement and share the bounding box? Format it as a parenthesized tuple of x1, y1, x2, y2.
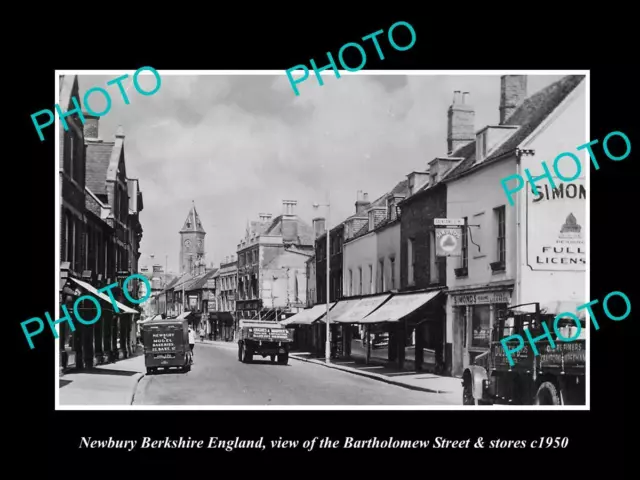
(133, 340, 460, 405)
(58, 349, 145, 406)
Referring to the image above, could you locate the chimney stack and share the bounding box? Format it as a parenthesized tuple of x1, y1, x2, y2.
(259, 213, 273, 223)
(500, 75, 527, 124)
(282, 200, 297, 217)
(312, 217, 326, 238)
(83, 114, 100, 140)
(447, 91, 475, 155)
(355, 191, 370, 215)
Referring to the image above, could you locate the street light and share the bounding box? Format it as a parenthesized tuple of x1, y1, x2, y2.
(313, 199, 331, 363)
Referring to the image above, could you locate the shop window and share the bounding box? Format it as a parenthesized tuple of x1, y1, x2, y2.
(471, 305, 491, 348)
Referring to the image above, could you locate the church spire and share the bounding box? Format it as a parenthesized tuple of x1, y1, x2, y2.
(180, 201, 206, 234)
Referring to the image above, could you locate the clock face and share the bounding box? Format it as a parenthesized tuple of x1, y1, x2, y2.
(184, 239, 191, 248)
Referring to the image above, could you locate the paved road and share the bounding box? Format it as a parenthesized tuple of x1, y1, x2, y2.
(133, 342, 458, 405)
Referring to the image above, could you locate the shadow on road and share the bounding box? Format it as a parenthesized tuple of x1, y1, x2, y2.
(245, 360, 290, 366)
(59, 379, 73, 388)
(81, 368, 139, 377)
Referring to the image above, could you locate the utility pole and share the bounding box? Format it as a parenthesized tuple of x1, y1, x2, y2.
(313, 197, 331, 363)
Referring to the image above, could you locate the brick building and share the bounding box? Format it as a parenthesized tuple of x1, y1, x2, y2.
(58, 75, 143, 371)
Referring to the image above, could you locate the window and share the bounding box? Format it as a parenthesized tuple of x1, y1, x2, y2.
(378, 259, 385, 292)
(369, 265, 373, 294)
(407, 239, 414, 285)
(471, 305, 491, 348)
(495, 206, 506, 263)
(429, 231, 439, 283)
(390, 257, 395, 289)
(461, 217, 468, 269)
(348, 269, 353, 296)
(358, 267, 362, 295)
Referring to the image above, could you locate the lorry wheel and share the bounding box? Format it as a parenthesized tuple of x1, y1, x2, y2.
(270, 355, 276, 363)
(534, 381, 562, 405)
(463, 375, 489, 405)
(277, 353, 288, 365)
(146, 367, 154, 375)
(238, 343, 242, 361)
(241, 344, 252, 363)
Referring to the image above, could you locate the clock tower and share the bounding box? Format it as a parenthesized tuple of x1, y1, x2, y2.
(179, 201, 206, 274)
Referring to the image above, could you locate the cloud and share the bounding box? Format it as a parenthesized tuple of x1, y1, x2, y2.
(75, 73, 564, 271)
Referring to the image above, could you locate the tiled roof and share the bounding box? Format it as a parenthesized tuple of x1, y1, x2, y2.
(444, 75, 586, 182)
(86, 142, 115, 196)
(184, 269, 218, 291)
(180, 203, 206, 234)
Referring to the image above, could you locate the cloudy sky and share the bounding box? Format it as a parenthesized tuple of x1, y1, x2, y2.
(75, 72, 564, 273)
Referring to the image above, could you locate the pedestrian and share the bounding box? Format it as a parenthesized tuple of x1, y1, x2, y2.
(188, 326, 196, 356)
(199, 326, 205, 342)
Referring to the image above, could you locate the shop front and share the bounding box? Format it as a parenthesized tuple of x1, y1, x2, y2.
(449, 286, 513, 377)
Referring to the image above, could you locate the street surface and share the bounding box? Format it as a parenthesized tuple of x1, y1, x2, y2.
(133, 343, 459, 405)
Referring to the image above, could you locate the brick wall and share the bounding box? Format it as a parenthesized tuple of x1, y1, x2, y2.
(400, 184, 447, 289)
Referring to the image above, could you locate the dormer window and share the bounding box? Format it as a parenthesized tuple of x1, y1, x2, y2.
(368, 210, 376, 231)
(476, 130, 488, 161)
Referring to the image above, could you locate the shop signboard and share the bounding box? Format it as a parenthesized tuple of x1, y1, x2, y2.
(526, 179, 586, 271)
(434, 218, 464, 257)
(451, 291, 512, 306)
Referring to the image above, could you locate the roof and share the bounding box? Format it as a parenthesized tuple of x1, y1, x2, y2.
(261, 214, 315, 246)
(350, 179, 410, 240)
(85, 142, 115, 196)
(444, 75, 586, 182)
(180, 202, 206, 234)
(184, 269, 218, 291)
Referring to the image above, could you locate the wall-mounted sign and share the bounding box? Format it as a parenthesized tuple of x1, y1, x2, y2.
(526, 179, 586, 271)
(451, 291, 512, 306)
(434, 218, 465, 226)
(436, 227, 462, 257)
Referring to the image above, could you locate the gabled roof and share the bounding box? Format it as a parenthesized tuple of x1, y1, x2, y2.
(180, 202, 206, 234)
(444, 75, 586, 182)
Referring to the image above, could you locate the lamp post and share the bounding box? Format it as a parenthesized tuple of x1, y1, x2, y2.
(313, 200, 331, 363)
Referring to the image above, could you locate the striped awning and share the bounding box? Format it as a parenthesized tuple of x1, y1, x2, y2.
(326, 295, 391, 324)
(360, 290, 442, 324)
(70, 278, 138, 314)
(281, 303, 335, 326)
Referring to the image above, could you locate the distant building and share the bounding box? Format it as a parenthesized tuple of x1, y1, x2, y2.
(236, 201, 314, 321)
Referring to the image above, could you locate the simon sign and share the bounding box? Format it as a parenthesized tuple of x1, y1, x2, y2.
(434, 218, 464, 257)
(526, 178, 586, 271)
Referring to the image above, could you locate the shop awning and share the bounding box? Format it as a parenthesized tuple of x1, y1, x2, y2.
(70, 278, 138, 314)
(281, 303, 336, 326)
(360, 290, 443, 324)
(325, 295, 391, 324)
(176, 311, 193, 320)
(211, 312, 234, 326)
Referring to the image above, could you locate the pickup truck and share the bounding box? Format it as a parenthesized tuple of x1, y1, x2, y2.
(237, 320, 293, 365)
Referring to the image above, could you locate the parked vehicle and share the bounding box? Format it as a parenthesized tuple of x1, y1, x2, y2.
(237, 320, 293, 364)
(462, 302, 585, 406)
(141, 316, 192, 375)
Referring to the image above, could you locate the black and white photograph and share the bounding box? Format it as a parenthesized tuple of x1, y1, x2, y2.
(55, 71, 588, 409)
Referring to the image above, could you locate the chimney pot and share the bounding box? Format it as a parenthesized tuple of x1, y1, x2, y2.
(462, 92, 469, 104)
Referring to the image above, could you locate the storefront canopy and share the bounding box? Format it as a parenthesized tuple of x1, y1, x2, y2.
(211, 312, 234, 326)
(326, 294, 391, 324)
(360, 290, 443, 324)
(70, 278, 138, 314)
(281, 303, 336, 326)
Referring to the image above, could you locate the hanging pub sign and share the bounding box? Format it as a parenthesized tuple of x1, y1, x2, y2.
(434, 218, 464, 257)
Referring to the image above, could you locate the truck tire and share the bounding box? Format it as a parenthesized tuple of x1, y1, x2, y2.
(463, 374, 490, 405)
(277, 353, 288, 365)
(242, 343, 253, 363)
(270, 355, 276, 363)
(238, 343, 242, 362)
(146, 367, 154, 375)
(534, 381, 562, 405)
